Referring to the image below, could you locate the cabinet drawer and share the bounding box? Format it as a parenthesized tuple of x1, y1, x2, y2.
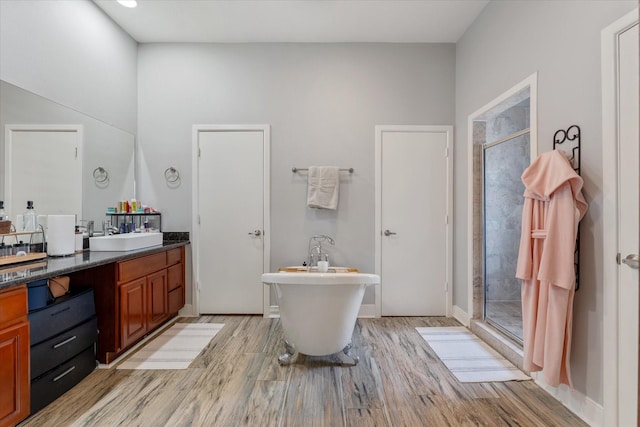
(29, 289, 96, 346)
(166, 248, 182, 266)
(118, 252, 166, 283)
(0, 285, 28, 326)
(30, 345, 96, 414)
(167, 263, 183, 292)
(31, 316, 98, 380)
(168, 287, 184, 315)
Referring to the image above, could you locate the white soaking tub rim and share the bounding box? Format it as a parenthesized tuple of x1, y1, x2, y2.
(262, 272, 380, 286)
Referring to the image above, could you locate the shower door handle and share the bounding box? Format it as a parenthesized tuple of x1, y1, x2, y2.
(383, 229, 397, 236)
(622, 254, 640, 269)
(248, 230, 262, 237)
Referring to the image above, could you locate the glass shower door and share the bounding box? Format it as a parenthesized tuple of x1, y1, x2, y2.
(483, 133, 530, 342)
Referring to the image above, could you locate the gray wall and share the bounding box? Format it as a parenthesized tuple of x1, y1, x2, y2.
(137, 43, 455, 275)
(455, 0, 636, 404)
(0, 0, 138, 134)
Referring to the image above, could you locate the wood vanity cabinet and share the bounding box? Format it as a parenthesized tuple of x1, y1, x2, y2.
(118, 251, 172, 350)
(119, 269, 169, 349)
(0, 285, 29, 427)
(72, 245, 186, 364)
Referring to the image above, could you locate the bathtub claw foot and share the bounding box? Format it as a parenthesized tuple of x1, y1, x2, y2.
(338, 342, 359, 366)
(278, 341, 298, 365)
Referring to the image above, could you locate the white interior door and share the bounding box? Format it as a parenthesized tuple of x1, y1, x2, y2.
(617, 21, 639, 425)
(603, 11, 639, 426)
(194, 126, 269, 314)
(376, 126, 452, 316)
(4, 125, 82, 221)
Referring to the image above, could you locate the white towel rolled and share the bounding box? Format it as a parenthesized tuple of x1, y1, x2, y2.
(307, 166, 340, 210)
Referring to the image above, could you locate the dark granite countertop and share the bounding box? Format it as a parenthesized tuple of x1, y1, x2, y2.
(0, 240, 189, 291)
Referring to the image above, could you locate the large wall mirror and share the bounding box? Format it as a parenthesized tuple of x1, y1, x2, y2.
(0, 80, 135, 229)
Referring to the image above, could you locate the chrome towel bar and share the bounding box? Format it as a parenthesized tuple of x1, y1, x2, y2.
(292, 167, 354, 173)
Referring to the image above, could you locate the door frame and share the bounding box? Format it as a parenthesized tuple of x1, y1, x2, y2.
(374, 125, 453, 318)
(602, 9, 639, 427)
(191, 124, 271, 316)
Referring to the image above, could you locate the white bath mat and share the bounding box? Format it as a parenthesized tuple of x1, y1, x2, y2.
(416, 326, 530, 383)
(117, 322, 224, 370)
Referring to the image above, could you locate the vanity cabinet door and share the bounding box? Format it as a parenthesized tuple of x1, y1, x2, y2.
(119, 278, 147, 349)
(0, 286, 29, 427)
(147, 270, 168, 330)
(0, 322, 29, 427)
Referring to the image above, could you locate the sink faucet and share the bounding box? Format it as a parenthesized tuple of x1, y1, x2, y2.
(105, 225, 120, 235)
(308, 235, 335, 268)
(77, 220, 95, 237)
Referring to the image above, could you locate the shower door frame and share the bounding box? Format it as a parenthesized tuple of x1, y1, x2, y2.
(466, 73, 538, 323)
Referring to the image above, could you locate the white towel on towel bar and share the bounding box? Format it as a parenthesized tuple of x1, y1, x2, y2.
(307, 166, 340, 210)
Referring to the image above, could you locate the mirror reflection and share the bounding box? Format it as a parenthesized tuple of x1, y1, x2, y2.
(0, 80, 135, 227)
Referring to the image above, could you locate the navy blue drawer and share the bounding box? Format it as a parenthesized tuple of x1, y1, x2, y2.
(31, 316, 98, 380)
(29, 288, 96, 345)
(30, 345, 97, 414)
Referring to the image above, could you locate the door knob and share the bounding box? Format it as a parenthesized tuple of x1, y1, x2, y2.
(248, 230, 262, 237)
(383, 229, 397, 236)
(622, 254, 640, 269)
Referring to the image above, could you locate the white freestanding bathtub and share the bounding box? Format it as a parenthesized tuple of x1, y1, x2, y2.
(262, 270, 380, 365)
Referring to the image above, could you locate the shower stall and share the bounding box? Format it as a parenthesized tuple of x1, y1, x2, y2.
(470, 76, 536, 348)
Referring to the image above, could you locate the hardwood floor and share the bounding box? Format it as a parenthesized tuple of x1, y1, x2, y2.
(21, 316, 587, 426)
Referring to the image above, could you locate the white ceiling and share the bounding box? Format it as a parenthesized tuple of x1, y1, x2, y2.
(93, 0, 489, 43)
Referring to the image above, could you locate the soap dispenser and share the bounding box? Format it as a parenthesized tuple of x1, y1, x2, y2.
(23, 200, 38, 231)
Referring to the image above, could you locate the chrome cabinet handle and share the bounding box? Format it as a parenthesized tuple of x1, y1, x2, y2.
(248, 230, 262, 237)
(53, 335, 77, 349)
(383, 229, 397, 236)
(53, 366, 76, 382)
(622, 254, 640, 269)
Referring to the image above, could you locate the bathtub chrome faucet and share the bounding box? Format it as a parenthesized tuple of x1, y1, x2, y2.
(307, 235, 334, 268)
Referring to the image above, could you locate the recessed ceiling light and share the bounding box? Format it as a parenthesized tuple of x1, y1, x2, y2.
(117, 0, 137, 8)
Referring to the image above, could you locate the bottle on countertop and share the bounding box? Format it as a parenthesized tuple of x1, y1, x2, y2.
(23, 200, 38, 231)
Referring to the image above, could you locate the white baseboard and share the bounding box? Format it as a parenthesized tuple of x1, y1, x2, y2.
(452, 305, 470, 326)
(178, 304, 196, 317)
(358, 303, 378, 318)
(264, 305, 280, 318)
(531, 372, 603, 426)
